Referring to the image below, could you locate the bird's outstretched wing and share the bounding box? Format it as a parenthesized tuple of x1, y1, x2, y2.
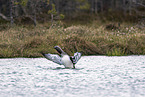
(70, 52, 81, 64)
(42, 53, 63, 65)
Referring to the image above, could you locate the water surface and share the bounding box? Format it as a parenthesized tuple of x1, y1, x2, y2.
(0, 56, 145, 97)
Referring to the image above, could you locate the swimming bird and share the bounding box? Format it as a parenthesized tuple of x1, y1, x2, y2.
(41, 46, 81, 69)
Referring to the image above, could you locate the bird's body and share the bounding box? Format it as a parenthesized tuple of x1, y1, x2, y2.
(61, 55, 73, 68)
(41, 46, 81, 69)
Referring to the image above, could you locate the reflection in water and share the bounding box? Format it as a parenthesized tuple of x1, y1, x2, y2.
(0, 56, 145, 97)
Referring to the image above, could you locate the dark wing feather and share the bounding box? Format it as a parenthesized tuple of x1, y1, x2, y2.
(42, 53, 63, 65)
(70, 52, 81, 64)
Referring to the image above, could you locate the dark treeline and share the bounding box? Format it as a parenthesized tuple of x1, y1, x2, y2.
(0, 0, 145, 25)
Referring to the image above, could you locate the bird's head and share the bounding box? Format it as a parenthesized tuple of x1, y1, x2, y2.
(54, 46, 66, 55)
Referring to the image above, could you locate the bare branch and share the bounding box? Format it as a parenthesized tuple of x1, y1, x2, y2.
(21, 6, 37, 26)
(0, 13, 10, 21)
(136, 3, 145, 8)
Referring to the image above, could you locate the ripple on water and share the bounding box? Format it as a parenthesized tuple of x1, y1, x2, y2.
(0, 56, 145, 97)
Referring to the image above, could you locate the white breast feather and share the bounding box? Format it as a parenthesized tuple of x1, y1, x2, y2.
(61, 55, 73, 68)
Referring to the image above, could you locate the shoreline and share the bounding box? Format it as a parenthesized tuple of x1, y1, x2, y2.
(0, 21, 145, 58)
(0, 55, 145, 59)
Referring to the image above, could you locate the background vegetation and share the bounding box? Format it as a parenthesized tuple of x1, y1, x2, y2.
(0, 0, 145, 57)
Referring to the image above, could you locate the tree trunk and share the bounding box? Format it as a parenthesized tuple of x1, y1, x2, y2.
(100, 0, 103, 12)
(51, 13, 53, 26)
(55, 0, 59, 14)
(129, 0, 132, 15)
(90, 0, 94, 13)
(94, 0, 98, 14)
(123, 0, 126, 15)
(10, 0, 14, 25)
(111, 0, 114, 11)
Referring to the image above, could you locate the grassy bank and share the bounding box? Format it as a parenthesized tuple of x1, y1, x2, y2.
(0, 19, 145, 58)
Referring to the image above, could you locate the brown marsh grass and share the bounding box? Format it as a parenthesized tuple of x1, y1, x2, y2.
(0, 21, 144, 58)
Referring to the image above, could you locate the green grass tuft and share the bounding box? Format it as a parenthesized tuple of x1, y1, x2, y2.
(107, 48, 127, 56)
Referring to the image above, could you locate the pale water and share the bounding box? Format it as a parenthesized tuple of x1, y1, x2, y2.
(0, 56, 145, 97)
